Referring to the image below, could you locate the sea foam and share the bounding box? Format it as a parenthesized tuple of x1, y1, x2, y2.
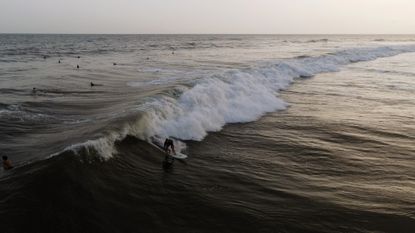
(134, 45, 415, 141)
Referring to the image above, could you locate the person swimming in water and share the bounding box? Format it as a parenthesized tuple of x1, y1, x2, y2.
(163, 138, 176, 155)
(2, 156, 13, 170)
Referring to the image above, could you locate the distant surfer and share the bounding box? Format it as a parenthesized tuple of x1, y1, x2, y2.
(77, 65, 80, 69)
(163, 138, 176, 155)
(90, 82, 103, 87)
(32, 87, 37, 94)
(2, 156, 13, 170)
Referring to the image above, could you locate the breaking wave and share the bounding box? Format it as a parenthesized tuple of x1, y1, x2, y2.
(55, 45, 415, 160)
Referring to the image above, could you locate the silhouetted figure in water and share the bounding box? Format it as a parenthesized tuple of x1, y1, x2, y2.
(58, 60, 61, 64)
(43, 56, 47, 59)
(146, 57, 150, 60)
(162, 139, 176, 170)
(163, 138, 176, 155)
(77, 65, 80, 69)
(77, 56, 80, 59)
(2, 156, 13, 170)
(32, 87, 37, 94)
(113, 62, 117, 66)
(90, 82, 103, 87)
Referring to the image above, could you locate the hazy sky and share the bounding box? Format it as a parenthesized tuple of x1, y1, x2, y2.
(0, 0, 414, 34)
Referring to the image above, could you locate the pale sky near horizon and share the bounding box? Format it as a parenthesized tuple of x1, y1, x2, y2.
(0, 0, 414, 34)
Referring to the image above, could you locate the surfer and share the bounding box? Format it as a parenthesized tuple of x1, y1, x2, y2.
(2, 156, 13, 170)
(163, 138, 176, 155)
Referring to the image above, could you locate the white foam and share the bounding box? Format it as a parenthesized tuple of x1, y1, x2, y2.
(136, 45, 415, 142)
(136, 72, 289, 141)
(49, 130, 127, 160)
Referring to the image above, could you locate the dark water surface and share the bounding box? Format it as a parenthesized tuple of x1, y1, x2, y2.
(0, 35, 415, 233)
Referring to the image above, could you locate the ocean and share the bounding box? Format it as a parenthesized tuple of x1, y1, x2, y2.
(0, 34, 414, 233)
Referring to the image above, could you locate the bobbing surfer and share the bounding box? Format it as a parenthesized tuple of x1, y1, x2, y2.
(2, 156, 13, 170)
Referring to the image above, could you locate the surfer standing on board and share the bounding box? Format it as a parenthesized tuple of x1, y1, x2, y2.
(163, 138, 176, 155)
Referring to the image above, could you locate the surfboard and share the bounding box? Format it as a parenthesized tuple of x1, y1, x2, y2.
(150, 138, 188, 160)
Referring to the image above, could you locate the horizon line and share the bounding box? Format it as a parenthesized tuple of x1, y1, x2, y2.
(1, 33, 415, 36)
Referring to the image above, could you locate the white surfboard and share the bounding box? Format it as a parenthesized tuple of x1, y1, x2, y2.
(150, 137, 188, 160)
